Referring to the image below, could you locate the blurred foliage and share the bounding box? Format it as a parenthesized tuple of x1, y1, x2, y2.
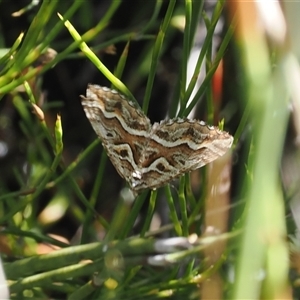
(0, 0, 299, 299)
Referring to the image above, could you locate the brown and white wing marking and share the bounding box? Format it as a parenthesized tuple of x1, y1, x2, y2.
(132, 119, 234, 192)
(81, 85, 234, 194)
(154, 119, 234, 170)
(80, 84, 151, 183)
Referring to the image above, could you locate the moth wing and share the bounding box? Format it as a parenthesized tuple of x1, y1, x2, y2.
(134, 119, 233, 191)
(81, 84, 151, 183)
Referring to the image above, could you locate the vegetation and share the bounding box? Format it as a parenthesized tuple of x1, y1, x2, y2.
(0, 1, 298, 299)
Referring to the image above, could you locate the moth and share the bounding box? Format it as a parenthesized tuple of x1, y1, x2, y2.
(81, 84, 233, 194)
